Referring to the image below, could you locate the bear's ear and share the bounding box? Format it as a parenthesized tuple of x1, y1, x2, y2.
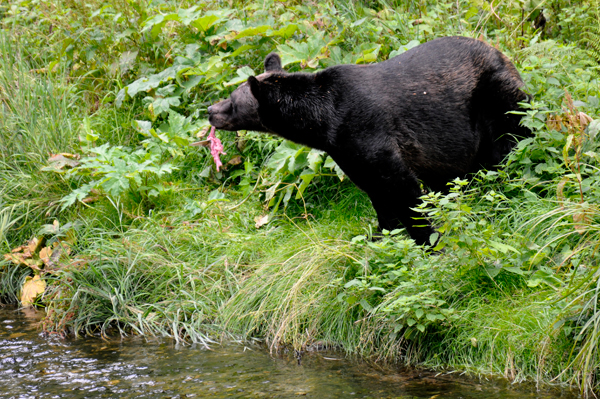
(264, 53, 283, 72)
(247, 75, 261, 99)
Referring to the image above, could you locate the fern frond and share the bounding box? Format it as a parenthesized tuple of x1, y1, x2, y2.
(578, 2, 600, 65)
(580, 32, 600, 63)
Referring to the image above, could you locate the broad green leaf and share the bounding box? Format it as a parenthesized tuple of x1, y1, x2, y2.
(503, 266, 526, 276)
(177, 6, 202, 25)
(388, 40, 420, 59)
(116, 65, 185, 107)
(224, 66, 256, 87)
(234, 25, 270, 39)
(268, 24, 298, 39)
(426, 313, 439, 322)
(359, 298, 373, 312)
(207, 189, 227, 202)
(226, 44, 258, 59)
(296, 169, 316, 199)
(488, 240, 520, 254)
(465, 6, 479, 20)
(484, 265, 501, 278)
(527, 269, 561, 289)
(60, 182, 97, 209)
(324, 156, 345, 180)
(344, 279, 363, 288)
(152, 96, 181, 115)
(190, 13, 222, 32)
(356, 44, 381, 64)
(350, 17, 367, 27)
(133, 120, 153, 136)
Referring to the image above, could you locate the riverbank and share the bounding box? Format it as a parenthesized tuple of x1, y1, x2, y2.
(1, 0, 600, 396)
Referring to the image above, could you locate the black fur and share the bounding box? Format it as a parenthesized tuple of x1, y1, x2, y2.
(208, 37, 531, 246)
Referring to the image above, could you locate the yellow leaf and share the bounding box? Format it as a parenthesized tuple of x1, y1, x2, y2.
(26, 237, 45, 256)
(11, 245, 27, 253)
(39, 247, 53, 266)
(196, 126, 210, 138)
(21, 275, 46, 307)
(24, 258, 43, 270)
(4, 252, 25, 265)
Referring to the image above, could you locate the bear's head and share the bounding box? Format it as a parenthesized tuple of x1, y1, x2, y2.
(207, 53, 284, 132)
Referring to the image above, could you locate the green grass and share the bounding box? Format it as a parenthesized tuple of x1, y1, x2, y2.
(2, 0, 600, 396)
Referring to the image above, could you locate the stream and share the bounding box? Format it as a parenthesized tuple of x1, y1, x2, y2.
(0, 306, 577, 398)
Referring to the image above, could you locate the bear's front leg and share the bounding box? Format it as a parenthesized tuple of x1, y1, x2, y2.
(368, 185, 436, 246)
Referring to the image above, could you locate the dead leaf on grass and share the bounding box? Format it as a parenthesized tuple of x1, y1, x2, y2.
(227, 155, 243, 166)
(4, 237, 45, 269)
(21, 275, 46, 307)
(39, 247, 53, 266)
(196, 126, 210, 138)
(28, 237, 45, 255)
(42, 153, 80, 172)
(190, 140, 210, 147)
(254, 214, 270, 229)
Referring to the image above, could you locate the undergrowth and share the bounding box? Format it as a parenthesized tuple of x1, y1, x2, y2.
(2, 0, 600, 396)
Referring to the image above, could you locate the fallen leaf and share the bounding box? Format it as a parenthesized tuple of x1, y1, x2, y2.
(4, 242, 37, 266)
(24, 258, 43, 271)
(42, 153, 80, 171)
(190, 140, 210, 147)
(27, 237, 44, 255)
(3, 253, 14, 261)
(3, 252, 25, 264)
(82, 189, 102, 204)
(196, 126, 210, 138)
(227, 155, 243, 166)
(21, 275, 46, 307)
(11, 245, 27, 253)
(82, 196, 100, 204)
(254, 214, 270, 229)
(39, 247, 53, 266)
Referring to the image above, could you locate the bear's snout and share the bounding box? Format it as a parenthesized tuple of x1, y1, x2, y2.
(208, 100, 232, 116)
(208, 100, 234, 130)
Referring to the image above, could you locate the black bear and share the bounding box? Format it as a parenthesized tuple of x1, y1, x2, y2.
(208, 36, 531, 246)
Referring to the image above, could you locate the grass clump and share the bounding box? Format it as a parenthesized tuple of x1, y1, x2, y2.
(2, 0, 600, 396)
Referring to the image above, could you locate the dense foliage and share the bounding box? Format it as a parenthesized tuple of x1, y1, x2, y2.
(1, 0, 600, 395)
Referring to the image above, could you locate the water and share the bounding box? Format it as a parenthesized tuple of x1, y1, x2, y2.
(0, 306, 577, 399)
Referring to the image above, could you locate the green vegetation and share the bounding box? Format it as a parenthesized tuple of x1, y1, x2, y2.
(1, 0, 600, 395)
